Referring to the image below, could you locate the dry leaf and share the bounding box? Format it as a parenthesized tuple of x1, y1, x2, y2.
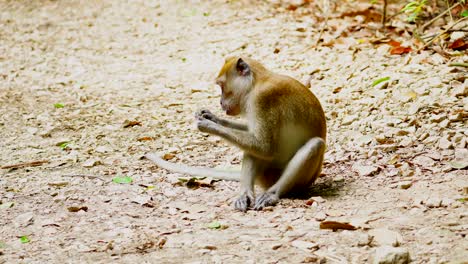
(123, 120, 142, 128)
(319, 221, 357, 231)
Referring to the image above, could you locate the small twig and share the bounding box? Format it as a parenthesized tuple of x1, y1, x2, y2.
(449, 62, 468, 67)
(314, 0, 330, 49)
(446, 0, 453, 23)
(421, 2, 461, 31)
(418, 16, 468, 51)
(382, 0, 388, 29)
(1, 160, 49, 169)
(62, 174, 105, 180)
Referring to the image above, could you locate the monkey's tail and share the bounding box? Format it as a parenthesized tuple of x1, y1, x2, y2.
(145, 153, 240, 181)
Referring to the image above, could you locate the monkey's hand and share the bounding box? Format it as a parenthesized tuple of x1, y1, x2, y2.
(195, 109, 219, 123)
(196, 118, 218, 134)
(234, 190, 255, 212)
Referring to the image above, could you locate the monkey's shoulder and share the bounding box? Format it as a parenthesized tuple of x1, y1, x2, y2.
(254, 74, 315, 107)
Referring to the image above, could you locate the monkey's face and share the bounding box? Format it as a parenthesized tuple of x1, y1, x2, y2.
(216, 77, 241, 116)
(216, 58, 252, 116)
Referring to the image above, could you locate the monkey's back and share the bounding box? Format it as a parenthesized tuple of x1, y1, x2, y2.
(254, 73, 326, 140)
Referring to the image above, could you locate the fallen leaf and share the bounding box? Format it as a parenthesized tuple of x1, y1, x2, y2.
(19, 236, 30, 244)
(53, 103, 64, 108)
(67, 206, 88, 212)
(123, 120, 142, 128)
(372, 77, 390, 87)
(207, 221, 221, 229)
(319, 221, 357, 231)
(177, 177, 214, 189)
(390, 46, 412, 55)
(388, 40, 401, 47)
(448, 38, 468, 50)
(0, 202, 14, 209)
(137, 136, 154, 141)
(112, 176, 133, 184)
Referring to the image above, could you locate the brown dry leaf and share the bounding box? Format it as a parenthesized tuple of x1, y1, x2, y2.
(177, 177, 215, 189)
(448, 38, 468, 50)
(137, 136, 154, 141)
(388, 40, 401, 47)
(390, 46, 412, 55)
(319, 221, 357, 231)
(123, 120, 142, 128)
(67, 206, 88, 212)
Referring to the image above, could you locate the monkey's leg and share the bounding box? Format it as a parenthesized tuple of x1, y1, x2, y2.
(197, 109, 247, 130)
(234, 154, 265, 212)
(253, 137, 325, 210)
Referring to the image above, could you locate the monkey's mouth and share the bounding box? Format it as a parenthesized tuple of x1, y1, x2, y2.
(225, 106, 240, 116)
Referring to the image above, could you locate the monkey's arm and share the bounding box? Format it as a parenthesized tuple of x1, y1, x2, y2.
(145, 153, 240, 181)
(197, 119, 274, 161)
(216, 118, 248, 130)
(196, 109, 247, 130)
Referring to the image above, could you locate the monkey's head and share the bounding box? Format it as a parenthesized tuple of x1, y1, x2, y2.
(216, 57, 253, 116)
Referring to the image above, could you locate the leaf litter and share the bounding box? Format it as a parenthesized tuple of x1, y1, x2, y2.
(0, 0, 467, 263)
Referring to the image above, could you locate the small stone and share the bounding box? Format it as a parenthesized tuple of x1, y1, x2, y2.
(425, 197, 442, 208)
(272, 243, 282, 250)
(352, 164, 380, 177)
(399, 181, 412, 189)
(448, 113, 463, 122)
(450, 31, 466, 41)
(82, 158, 101, 168)
(342, 115, 358, 126)
(412, 156, 435, 167)
(163, 153, 175, 160)
(95, 146, 112, 153)
(439, 119, 450, 128)
(438, 137, 453, 149)
(429, 114, 444, 123)
(373, 246, 410, 264)
(314, 212, 327, 221)
(369, 228, 404, 247)
(291, 240, 319, 251)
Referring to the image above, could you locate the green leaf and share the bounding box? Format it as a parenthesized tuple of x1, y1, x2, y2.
(461, 10, 468, 17)
(19, 236, 30, 244)
(181, 58, 187, 62)
(372, 77, 390, 87)
(112, 176, 133, 184)
(203, 12, 210, 16)
(58, 142, 70, 150)
(207, 221, 221, 229)
(54, 103, 64, 108)
(456, 198, 467, 202)
(0, 202, 14, 209)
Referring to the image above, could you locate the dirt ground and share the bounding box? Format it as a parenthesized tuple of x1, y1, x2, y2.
(0, 0, 467, 263)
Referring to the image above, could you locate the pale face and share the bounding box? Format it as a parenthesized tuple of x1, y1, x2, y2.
(216, 74, 240, 116)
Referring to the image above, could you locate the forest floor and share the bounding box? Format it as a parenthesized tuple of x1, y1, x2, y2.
(0, 0, 467, 263)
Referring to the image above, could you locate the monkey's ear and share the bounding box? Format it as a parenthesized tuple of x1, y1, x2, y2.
(236, 58, 251, 76)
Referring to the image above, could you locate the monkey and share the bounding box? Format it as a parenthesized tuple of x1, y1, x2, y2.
(146, 56, 326, 211)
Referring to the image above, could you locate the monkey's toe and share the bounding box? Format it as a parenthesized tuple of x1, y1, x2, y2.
(234, 193, 254, 212)
(253, 192, 278, 210)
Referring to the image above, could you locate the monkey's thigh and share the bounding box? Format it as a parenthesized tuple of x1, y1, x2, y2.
(256, 167, 282, 190)
(271, 137, 325, 197)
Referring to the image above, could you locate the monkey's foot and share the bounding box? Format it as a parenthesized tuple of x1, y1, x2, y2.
(234, 191, 254, 212)
(253, 192, 279, 210)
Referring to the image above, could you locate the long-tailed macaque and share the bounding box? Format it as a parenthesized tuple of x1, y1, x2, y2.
(146, 57, 326, 211)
